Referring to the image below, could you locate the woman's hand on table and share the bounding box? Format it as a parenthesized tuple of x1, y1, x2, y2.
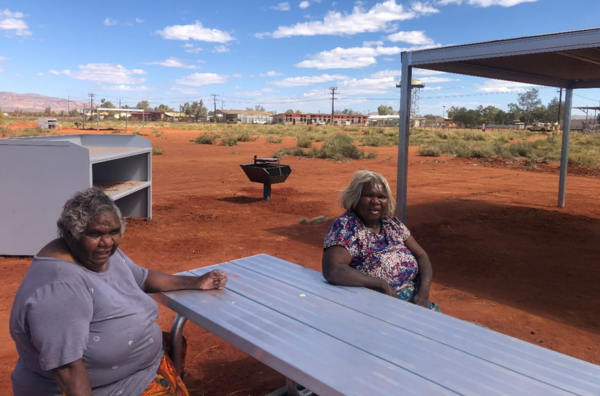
(412, 291, 430, 308)
(378, 280, 398, 298)
(198, 270, 228, 290)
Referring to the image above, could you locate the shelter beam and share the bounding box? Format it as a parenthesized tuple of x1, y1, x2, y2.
(396, 52, 412, 222)
(558, 81, 574, 207)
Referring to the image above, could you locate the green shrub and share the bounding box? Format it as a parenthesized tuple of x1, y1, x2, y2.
(273, 147, 311, 158)
(192, 132, 219, 144)
(152, 147, 163, 155)
(317, 134, 364, 161)
(296, 133, 314, 148)
(418, 145, 442, 157)
(365, 151, 378, 160)
(361, 134, 390, 147)
(568, 152, 599, 168)
(11, 127, 43, 137)
(236, 131, 254, 142)
(220, 136, 238, 146)
(266, 136, 283, 144)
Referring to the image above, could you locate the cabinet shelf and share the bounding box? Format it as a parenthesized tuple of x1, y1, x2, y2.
(0, 134, 152, 255)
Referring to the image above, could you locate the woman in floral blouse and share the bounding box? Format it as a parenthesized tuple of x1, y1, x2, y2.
(322, 170, 440, 311)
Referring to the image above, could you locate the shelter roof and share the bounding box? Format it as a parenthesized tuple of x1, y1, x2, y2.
(574, 106, 600, 110)
(407, 28, 600, 89)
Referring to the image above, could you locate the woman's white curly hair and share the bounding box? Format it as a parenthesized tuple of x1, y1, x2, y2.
(57, 188, 126, 240)
(339, 170, 396, 217)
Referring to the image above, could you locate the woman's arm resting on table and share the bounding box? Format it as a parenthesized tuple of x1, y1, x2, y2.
(322, 246, 398, 297)
(142, 269, 228, 293)
(404, 235, 433, 308)
(52, 359, 93, 396)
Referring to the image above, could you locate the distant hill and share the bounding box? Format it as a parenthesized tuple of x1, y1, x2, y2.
(0, 92, 90, 112)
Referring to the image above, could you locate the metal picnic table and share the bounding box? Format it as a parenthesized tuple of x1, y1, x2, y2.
(152, 254, 600, 396)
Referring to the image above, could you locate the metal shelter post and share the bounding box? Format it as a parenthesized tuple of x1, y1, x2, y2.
(96, 109, 99, 131)
(396, 52, 413, 222)
(558, 81, 574, 207)
(142, 110, 145, 130)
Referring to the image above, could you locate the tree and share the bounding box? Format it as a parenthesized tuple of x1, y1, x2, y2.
(295, 110, 303, 114)
(100, 99, 115, 108)
(255, 105, 266, 112)
(136, 100, 150, 110)
(155, 104, 175, 112)
(285, 109, 294, 114)
(69, 109, 79, 117)
(517, 88, 542, 126)
(378, 105, 394, 115)
(44, 106, 53, 115)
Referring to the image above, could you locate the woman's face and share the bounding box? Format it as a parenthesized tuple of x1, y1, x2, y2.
(354, 182, 389, 224)
(68, 211, 122, 272)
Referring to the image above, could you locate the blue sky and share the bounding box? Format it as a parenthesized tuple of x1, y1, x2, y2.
(1, 0, 599, 115)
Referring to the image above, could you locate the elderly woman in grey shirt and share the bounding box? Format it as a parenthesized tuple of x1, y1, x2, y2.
(9, 188, 228, 396)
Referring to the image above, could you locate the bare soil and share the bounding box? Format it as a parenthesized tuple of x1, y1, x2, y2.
(1, 124, 599, 395)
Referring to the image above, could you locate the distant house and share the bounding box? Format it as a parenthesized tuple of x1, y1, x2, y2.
(215, 109, 273, 124)
(130, 110, 165, 121)
(368, 115, 425, 127)
(273, 113, 368, 125)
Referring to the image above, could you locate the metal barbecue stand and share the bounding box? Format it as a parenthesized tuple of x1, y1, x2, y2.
(240, 156, 292, 200)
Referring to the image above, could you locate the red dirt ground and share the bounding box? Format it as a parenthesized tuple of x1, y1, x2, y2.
(1, 125, 600, 395)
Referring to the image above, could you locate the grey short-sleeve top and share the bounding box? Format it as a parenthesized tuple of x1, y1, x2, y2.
(9, 248, 163, 396)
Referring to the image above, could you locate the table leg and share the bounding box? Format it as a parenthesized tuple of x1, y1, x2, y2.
(170, 314, 188, 376)
(266, 379, 313, 396)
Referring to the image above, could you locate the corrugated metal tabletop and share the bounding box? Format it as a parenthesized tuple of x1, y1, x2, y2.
(153, 254, 600, 396)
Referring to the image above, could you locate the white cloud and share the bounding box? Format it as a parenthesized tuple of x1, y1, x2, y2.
(260, 71, 284, 77)
(270, 2, 291, 11)
(142, 57, 199, 69)
(37, 72, 44, 76)
(103, 18, 117, 26)
(422, 86, 442, 91)
(363, 40, 384, 47)
(257, 0, 438, 38)
(0, 9, 31, 36)
(419, 76, 458, 83)
(0, 56, 8, 61)
(175, 72, 236, 86)
(295, 45, 403, 69)
(337, 76, 397, 95)
(299, 1, 310, 8)
(387, 31, 433, 45)
(383, 57, 395, 61)
(103, 85, 152, 91)
(156, 21, 234, 43)
(54, 64, 146, 85)
(214, 45, 230, 53)
(269, 74, 348, 87)
(184, 46, 203, 53)
(437, 0, 537, 6)
(135, 18, 144, 23)
(370, 69, 401, 79)
(476, 79, 535, 92)
(170, 86, 199, 94)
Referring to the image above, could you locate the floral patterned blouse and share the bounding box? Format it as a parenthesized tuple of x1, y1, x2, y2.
(323, 211, 419, 292)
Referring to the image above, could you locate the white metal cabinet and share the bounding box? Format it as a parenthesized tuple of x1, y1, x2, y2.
(0, 134, 152, 255)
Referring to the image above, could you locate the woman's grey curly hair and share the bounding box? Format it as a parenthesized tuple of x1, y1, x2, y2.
(339, 170, 396, 217)
(57, 188, 126, 240)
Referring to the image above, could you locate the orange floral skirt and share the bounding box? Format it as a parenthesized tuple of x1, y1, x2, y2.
(140, 352, 189, 396)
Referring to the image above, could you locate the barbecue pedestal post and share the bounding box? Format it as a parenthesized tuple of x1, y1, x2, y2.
(263, 183, 272, 200)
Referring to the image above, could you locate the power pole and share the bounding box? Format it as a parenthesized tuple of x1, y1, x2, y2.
(329, 87, 337, 125)
(211, 94, 218, 123)
(88, 92, 95, 108)
(221, 99, 225, 110)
